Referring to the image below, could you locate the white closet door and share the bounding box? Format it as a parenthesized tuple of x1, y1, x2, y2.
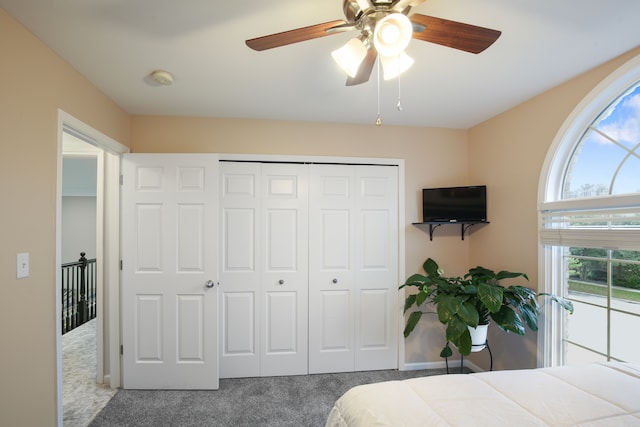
(354, 165, 398, 370)
(309, 165, 357, 374)
(121, 154, 219, 389)
(219, 162, 261, 378)
(309, 164, 399, 373)
(219, 162, 309, 377)
(260, 163, 309, 376)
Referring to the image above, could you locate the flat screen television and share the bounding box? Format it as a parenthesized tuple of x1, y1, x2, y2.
(422, 185, 487, 222)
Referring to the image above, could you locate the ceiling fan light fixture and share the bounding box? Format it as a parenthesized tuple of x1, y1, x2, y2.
(380, 52, 414, 80)
(332, 37, 368, 78)
(373, 13, 413, 57)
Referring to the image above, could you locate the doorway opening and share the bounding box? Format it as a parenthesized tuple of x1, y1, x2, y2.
(61, 131, 114, 425)
(55, 110, 128, 426)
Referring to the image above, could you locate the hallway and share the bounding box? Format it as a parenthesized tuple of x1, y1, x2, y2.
(62, 319, 116, 426)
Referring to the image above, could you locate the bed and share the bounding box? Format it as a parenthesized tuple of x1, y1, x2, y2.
(325, 362, 640, 426)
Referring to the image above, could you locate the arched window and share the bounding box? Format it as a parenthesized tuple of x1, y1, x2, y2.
(564, 83, 640, 199)
(538, 54, 640, 367)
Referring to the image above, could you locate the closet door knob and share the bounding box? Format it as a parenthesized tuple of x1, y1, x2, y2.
(205, 280, 216, 288)
(332, 278, 338, 284)
(278, 279, 285, 285)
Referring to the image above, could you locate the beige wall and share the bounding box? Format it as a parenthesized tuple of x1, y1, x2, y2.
(467, 46, 640, 370)
(0, 9, 130, 426)
(2, 3, 640, 424)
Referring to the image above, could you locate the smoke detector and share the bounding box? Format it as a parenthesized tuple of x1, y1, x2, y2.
(150, 70, 174, 86)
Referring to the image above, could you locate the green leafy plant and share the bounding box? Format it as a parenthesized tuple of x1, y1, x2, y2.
(400, 258, 574, 357)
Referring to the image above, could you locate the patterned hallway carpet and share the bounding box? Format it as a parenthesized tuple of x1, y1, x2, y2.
(63, 319, 117, 426)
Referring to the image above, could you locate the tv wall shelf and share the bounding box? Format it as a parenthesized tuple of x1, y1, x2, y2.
(412, 221, 490, 241)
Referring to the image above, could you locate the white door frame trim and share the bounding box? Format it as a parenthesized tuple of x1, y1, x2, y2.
(55, 110, 128, 426)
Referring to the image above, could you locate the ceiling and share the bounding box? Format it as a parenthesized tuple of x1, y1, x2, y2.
(3, 0, 640, 129)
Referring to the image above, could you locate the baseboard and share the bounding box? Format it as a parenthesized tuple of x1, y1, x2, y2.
(464, 361, 485, 372)
(401, 360, 460, 371)
(401, 359, 485, 373)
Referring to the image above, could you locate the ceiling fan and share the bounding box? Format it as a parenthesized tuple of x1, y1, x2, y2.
(246, 0, 501, 86)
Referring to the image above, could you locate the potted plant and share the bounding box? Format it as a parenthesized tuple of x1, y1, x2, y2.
(400, 258, 574, 358)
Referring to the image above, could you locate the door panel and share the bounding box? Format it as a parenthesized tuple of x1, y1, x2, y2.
(266, 209, 298, 270)
(355, 166, 398, 370)
(219, 162, 261, 378)
(177, 204, 205, 271)
(322, 210, 351, 268)
(320, 291, 350, 350)
(359, 290, 389, 347)
(260, 164, 308, 376)
(135, 204, 162, 271)
(223, 292, 255, 354)
(122, 154, 219, 389)
(177, 295, 205, 361)
(309, 165, 356, 373)
(136, 295, 162, 361)
(266, 291, 297, 352)
(361, 210, 390, 268)
(224, 209, 256, 271)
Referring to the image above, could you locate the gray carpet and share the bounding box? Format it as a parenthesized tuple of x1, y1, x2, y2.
(89, 367, 467, 426)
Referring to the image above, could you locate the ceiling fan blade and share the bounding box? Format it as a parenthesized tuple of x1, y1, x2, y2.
(410, 14, 501, 54)
(346, 48, 378, 86)
(246, 20, 347, 51)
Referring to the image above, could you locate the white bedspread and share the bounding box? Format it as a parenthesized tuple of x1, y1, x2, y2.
(325, 362, 640, 426)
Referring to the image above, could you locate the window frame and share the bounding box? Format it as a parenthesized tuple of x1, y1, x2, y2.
(537, 52, 640, 367)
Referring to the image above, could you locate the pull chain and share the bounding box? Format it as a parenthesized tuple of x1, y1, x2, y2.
(376, 57, 382, 126)
(397, 71, 403, 111)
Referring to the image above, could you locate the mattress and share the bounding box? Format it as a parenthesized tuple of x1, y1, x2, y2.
(325, 362, 640, 426)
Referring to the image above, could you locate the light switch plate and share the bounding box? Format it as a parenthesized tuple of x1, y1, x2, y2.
(17, 252, 29, 279)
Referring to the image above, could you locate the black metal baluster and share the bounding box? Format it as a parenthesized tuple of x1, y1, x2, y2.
(61, 252, 97, 334)
(73, 264, 78, 330)
(62, 266, 67, 334)
(89, 259, 98, 319)
(77, 252, 88, 326)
